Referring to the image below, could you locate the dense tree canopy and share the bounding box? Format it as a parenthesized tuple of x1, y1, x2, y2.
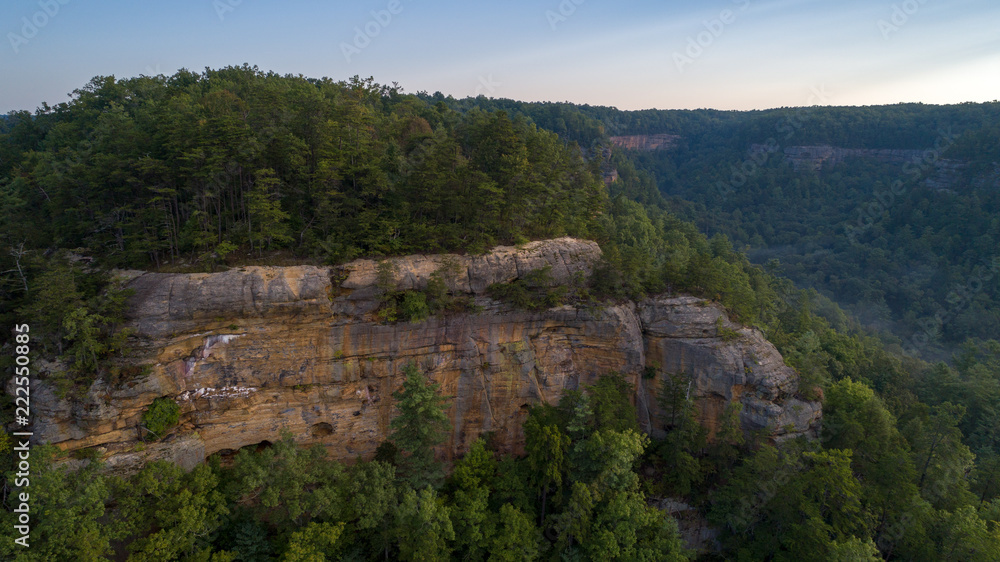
(4, 70, 1000, 560)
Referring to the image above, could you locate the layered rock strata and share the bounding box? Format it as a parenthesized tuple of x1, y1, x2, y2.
(749, 143, 966, 188)
(20, 238, 820, 472)
(609, 134, 680, 151)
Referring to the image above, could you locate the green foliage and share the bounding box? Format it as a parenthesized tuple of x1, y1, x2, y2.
(9, 256, 137, 395)
(374, 259, 476, 323)
(394, 488, 455, 561)
(10, 73, 1000, 562)
(247, 168, 292, 255)
(390, 363, 451, 489)
(399, 290, 430, 322)
(524, 416, 570, 522)
(341, 460, 398, 559)
(653, 371, 707, 496)
(589, 184, 779, 327)
(219, 518, 271, 561)
(487, 265, 572, 310)
(375, 260, 398, 292)
(553, 429, 689, 561)
(587, 373, 640, 434)
(488, 503, 541, 561)
(710, 444, 869, 561)
(281, 521, 345, 562)
(711, 401, 745, 470)
(223, 432, 344, 526)
(827, 537, 881, 561)
(715, 315, 740, 341)
(0, 69, 604, 273)
(448, 439, 497, 560)
(126, 462, 229, 561)
(141, 397, 180, 440)
(902, 402, 976, 510)
(641, 111, 1000, 359)
(0, 446, 113, 561)
(822, 378, 920, 546)
(574, 428, 649, 492)
(14, 256, 83, 354)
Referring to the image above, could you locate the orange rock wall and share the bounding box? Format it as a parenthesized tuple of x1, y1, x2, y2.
(24, 239, 819, 473)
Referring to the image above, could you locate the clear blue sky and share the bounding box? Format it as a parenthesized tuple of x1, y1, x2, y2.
(1, 0, 998, 113)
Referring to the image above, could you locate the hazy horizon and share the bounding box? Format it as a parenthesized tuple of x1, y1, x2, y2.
(2, 0, 998, 114)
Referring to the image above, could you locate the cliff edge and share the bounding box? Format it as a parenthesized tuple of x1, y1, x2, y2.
(23, 238, 820, 472)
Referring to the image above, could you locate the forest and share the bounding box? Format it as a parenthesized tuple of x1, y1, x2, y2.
(2, 66, 1000, 560)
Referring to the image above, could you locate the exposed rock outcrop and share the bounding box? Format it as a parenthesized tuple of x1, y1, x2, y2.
(20, 238, 820, 472)
(749, 143, 966, 188)
(609, 134, 680, 151)
(657, 498, 720, 554)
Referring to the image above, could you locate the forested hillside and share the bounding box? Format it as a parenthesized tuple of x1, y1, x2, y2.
(0, 67, 604, 268)
(628, 115, 1000, 361)
(646, 105, 1000, 363)
(3, 67, 1000, 560)
(423, 96, 1000, 361)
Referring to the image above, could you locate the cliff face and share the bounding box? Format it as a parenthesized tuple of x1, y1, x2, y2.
(25, 238, 820, 472)
(609, 134, 680, 151)
(749, 144, 965, 188)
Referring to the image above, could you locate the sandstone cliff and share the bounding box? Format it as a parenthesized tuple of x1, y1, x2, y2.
(749, 143, 965, 188)
(22, 238, 820, 472)
(609, 134, 680, 151)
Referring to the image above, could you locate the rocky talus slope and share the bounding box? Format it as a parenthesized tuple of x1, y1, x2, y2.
(23, 238, 820, 472)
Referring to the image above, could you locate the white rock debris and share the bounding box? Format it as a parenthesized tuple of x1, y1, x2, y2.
(201, 334, 241, 359)
(178, 385, 257, 402)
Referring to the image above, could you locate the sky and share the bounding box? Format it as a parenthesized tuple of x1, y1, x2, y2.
(1, 0, 998, 113)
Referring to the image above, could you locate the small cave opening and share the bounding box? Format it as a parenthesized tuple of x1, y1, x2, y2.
(208, 441, 275, 466)
(208, 448, 238, 467)
(311, 422, 334, 438)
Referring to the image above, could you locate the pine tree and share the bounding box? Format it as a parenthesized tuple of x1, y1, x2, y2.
(389, 363, 450, 489)
(524, 416, 569, 522)
(247, 168, 291, 254)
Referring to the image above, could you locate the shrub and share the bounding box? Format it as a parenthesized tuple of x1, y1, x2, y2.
(716, 316, 741, 341)
(487, 266, 570, 310)
(142, 397, 180, 440)
(400, 291, 430, 322)
(373, 258, 475, 323)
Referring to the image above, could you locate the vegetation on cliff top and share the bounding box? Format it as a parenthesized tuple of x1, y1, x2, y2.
(3, 68, 1000, 560)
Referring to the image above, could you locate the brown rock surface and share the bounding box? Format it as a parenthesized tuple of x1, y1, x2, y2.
(21, 238, 819, 472)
